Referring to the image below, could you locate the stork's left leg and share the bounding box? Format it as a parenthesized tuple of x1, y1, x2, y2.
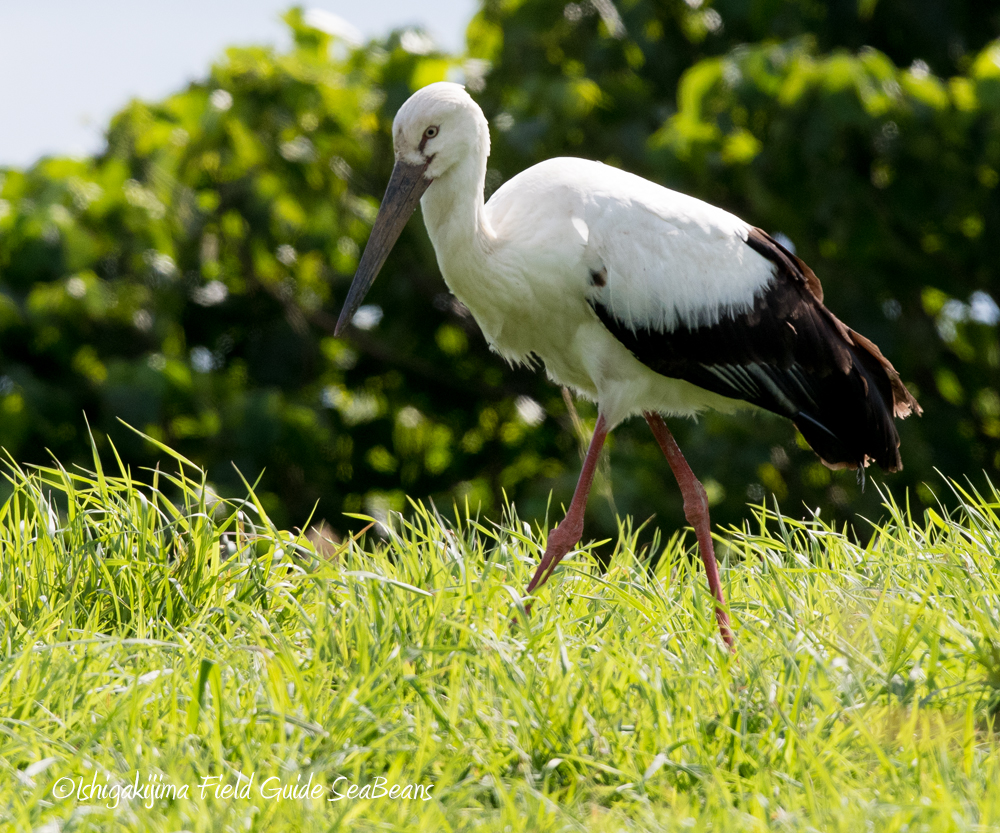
(524, 414, 609, 599)
(644, 412, 734, 648)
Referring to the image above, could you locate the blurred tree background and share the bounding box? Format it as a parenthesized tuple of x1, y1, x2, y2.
(0, 1, 997, 544)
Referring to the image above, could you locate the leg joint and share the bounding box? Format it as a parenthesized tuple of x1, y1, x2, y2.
(682, 479, 709, 523)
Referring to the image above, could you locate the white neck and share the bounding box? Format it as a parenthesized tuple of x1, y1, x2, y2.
(419, 143, 494, 274)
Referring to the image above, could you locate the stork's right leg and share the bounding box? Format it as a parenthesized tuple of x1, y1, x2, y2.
(644, 412, 734, 648)
(523, 414, 609, 599)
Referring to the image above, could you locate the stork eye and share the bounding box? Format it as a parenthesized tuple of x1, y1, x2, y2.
(423, 126, 439, 139)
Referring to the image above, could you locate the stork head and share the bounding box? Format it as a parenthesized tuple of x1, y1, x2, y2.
(335, 82, 488, 335)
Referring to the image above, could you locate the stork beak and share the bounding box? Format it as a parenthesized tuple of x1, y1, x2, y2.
(335, 160, 432, 336)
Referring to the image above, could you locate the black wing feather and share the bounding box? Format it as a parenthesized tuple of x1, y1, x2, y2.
(591, 228, 920, 472)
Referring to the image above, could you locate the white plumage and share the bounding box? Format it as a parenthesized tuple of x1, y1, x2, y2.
(489, 158, 774, 331)
(400, 85, 773, 428)
(337, 81, 919, 646)
(482, 158, 777, 423)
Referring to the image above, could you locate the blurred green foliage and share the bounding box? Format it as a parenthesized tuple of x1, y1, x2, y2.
(471, 0, 1000, 535)
(0, 3, 997, 540)
(0, 13, 568, 529)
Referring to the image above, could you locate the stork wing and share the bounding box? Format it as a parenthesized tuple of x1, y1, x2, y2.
(590, 226, 921, 472)
(485, 158, 918, 470)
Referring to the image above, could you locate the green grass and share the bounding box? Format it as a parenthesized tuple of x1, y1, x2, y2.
(3, 439, 1000, 831)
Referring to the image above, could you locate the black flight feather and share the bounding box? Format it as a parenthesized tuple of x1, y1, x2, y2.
(590, 228, 921, 472)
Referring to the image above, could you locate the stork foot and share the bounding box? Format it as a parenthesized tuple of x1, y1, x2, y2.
(644, 412, 734, 649)
(517, 414, 609, 620)
(525, 513, 585, 597)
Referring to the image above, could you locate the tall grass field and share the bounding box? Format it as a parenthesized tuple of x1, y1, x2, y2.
(3, 437, 1000, 831)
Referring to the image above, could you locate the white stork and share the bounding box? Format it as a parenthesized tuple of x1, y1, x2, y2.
(336, 82, 921, 646)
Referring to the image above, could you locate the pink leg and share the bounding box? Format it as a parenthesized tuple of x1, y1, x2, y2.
(524, 414, 609, 599)
(644, 412, 734, 648)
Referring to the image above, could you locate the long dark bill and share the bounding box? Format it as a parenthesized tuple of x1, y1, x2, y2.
(335, 160, 431, 336)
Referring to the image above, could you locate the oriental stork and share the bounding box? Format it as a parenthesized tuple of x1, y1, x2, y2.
(336, 82, 921, 646)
